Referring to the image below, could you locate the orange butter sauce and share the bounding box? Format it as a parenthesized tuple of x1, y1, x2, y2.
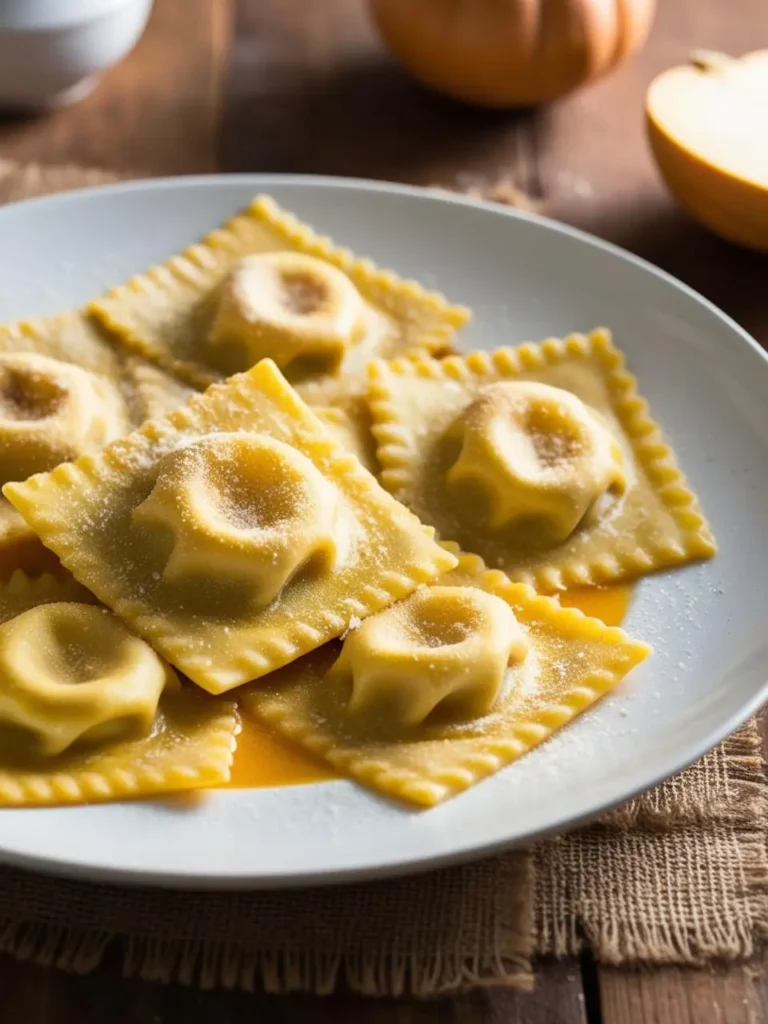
(556, 582, 634, 628)
(224, 715, 335, 789)
(226, 583, 635, 790)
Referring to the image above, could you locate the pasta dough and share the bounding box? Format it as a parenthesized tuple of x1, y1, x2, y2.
(0, 310, 193, 576)
(5, 360, 456, 694)
(89, 195, 469, 401)
(0, 572, 238, 806)
(368, 330, 716, 591)
(241, 547, 650, 806)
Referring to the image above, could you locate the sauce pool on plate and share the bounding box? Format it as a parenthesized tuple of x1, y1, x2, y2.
(557, 582, 633, 627)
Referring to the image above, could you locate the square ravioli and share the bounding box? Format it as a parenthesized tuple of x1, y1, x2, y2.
(241, 548, 650, 807)
(88, 194, 469, 401)
(0, 571, 238, 806)
(368, 329, 716, 592)
(0, 310, 190, 575)
(5, 360, 456, 694)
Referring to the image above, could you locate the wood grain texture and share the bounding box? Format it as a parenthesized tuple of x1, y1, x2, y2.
(223, 0, 540, 189)
(599, 964, 762, 1024)
(0, 953, 588, 1023)
(0, 0, 230, 174)
(544, 0, 768, 346)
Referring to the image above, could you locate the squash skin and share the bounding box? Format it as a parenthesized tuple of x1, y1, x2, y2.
(648, 118, 768, 252)
(646, 56, 768, 252)
(369, 0, 657, 108)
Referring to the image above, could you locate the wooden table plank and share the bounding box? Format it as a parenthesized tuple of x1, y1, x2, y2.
(544, 0, 767, 346)
(0, 0, 230, 174)
(0, 952, 589, 1023)
(599, 964, 762, 1024)
(223, 0, 540, 190)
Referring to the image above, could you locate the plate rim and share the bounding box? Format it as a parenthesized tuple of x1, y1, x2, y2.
(0, 172, 766, 891)
(5, 170, 768, 368)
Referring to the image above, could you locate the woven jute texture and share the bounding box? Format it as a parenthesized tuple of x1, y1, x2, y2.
(0, 158, 765, 997)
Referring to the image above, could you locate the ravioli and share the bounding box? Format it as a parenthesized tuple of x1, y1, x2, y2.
(241, 548, 650, 806)
(0, 311, 190, 575)
(368, 330, 716, 591)
(0, 572, 238, 806)
(88, 195, 469, 401)
(5, 360, 456, 694)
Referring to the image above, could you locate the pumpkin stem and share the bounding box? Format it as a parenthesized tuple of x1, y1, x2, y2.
(689, 50, 734, 74)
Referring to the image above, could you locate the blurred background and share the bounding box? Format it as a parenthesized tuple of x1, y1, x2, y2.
(0, 0, 764, 338)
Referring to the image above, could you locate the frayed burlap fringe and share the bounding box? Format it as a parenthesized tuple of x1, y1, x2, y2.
(601, 723, 768, 830)
(535, 723, 768, 964)
(0, 159, 765, 996)
(0, 922, 108, 974)
(121, 941, 533, 996)
(0, 923, 532, 996)
(0, 851, 533, 997)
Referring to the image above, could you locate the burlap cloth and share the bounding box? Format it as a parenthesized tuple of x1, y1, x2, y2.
(0, 158, 766, 997)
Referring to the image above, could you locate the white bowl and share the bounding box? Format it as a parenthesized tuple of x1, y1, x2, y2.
(0, 0, 153, 110)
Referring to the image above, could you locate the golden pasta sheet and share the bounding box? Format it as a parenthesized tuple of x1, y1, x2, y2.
(0, 572, 238, 806)
(315, 396, 379, 477)
(368, 330, 716, 591)
(241, 548, 650, 807)
(89, 194, 470, 400)
(5, 361, 456, 694)
(122, 355, 197, 421)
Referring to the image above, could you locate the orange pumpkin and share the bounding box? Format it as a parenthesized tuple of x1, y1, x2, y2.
(370, 0, 657, 108)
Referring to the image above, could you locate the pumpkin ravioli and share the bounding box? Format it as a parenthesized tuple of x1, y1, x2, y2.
(0, 310, 191, 576)
(0, 572, 238, 806)
(241, 548, 650, 807)
(0, 309, 187, 425)
(368, 329, 716, 592)
(88, 194, 469, 401)
(5, 360, 456, 694)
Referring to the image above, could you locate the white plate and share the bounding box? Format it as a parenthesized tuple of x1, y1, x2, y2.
(0, 176, 766, 890)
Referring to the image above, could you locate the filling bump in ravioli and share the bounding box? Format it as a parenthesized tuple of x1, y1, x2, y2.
(331, 586, 529, 727)
(368, 330, 716, 592)
(0, 573, 238, 806)
(241, 550, 650, 807)
(0, 352, 129, 483)
(4, 360, 456, 694)
(0, 601, 176, 757)
(447, 381, 626, 542)
(210, 252, 368, 377)
(133, 433, 345, 605)
(0, 351, 129, 578)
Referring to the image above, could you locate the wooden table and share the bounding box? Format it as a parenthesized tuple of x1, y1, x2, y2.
(1, 1, 766, 1020)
